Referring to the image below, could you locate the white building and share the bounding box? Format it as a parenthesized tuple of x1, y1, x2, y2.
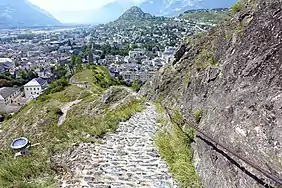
(161, 47, 177, 64)
(24, 78, 47, 99)
(120, 71, 155, 83)
(129, 49, 145, 59)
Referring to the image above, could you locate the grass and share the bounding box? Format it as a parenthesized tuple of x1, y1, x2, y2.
(44, 85, 91, 103)
(193, 109, 204, 124)
(72, 66, 120, 93)
(51, 98, 145, 152)
(230, 1, 245, 14)
(194, 49, 218, 71)
(184, 72, 192, 85)
(155, 108, 202, 187)
(0, 149, 57, 188)
(180, 9, 229, 25)
(155, 124, 201, 187)
(0, 66, 143, 187)
(73, 69, 94, 84)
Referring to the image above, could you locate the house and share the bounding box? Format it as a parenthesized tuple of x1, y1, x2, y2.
(119, 71, 155, 83)
(129, 49, 145, 59)
(0, 58, 15, 73)
(0, 87, 21, 111)
(24, 78, 47, 98)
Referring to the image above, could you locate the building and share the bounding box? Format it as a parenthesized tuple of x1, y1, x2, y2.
(0, 58, 15, 73)
(129, 49, 145, 59)
(0, 87, 21, 111)
(120, 71, 155, 83)
(162, 47, 177, 64)
(24, 78, 47, 98)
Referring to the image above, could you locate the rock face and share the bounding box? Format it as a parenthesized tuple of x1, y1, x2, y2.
(140, 0, 282, 187)
(54, 105, 176, 188)
(117, 6, 153, 21)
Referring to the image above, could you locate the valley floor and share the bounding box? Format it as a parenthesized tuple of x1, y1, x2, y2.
(58, 104, 176, 188)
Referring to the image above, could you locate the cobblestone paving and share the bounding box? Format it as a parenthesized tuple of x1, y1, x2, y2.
(60, 105, 176, 188)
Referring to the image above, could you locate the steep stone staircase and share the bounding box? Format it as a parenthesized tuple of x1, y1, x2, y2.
(60, 105, 176, 188)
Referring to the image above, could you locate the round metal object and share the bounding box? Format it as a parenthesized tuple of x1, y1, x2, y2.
(10, 137, 29, 150)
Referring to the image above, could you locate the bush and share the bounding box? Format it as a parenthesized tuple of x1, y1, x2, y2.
(92, 67, 120, 88)
(44, 78, 69, 95)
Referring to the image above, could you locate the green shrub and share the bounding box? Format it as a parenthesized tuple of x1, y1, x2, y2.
(44, 78, 69, 95)
(92, 67, 120, 88)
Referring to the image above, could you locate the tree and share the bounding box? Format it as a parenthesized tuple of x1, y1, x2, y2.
(75, 56, 82, 65)
(54, 65, 68, 79)
(75, 64, 83, 73)
(75, 56, 83, 73)
(26, 70, 38, 80)
(71, 55, 76, 66)
(19, 70, 28, 80)
(0, 79, 12, 87)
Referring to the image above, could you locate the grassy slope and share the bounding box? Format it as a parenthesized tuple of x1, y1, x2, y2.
(179, 10, 229, 25)
(154, 104, 202, 188)
(0, 66, 144, 187)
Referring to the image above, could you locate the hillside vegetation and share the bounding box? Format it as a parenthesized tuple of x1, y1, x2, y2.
(0, 66, 144, 187)
(179, 9, 229, 25)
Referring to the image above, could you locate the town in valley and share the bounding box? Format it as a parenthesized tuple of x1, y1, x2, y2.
(0, 7, 227, 115)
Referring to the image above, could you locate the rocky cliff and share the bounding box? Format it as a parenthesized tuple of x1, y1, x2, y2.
(140, 0, 282, 187)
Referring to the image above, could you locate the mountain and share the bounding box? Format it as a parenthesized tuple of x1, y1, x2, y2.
(107, 6, 162, 28)
(89, 1, 130, 24)
(88, 0, 237, 24)
(0, 0, 60, 27)
(117, 6, 153, 21)
(50, 0, 238, 24)
(140, 0, 282, 187)
(139, 0, 238, 16)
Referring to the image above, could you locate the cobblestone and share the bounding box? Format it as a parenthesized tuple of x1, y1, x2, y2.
(60, 105, 176, 188)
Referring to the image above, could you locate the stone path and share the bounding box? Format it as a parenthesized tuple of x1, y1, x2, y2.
(60, 105, 176, 188)
(58, 99, 82, 126)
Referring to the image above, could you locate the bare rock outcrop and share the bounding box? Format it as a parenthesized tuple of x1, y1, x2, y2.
(140, 0, 282, 187)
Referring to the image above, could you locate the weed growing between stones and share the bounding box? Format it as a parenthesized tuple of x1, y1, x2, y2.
(194, 49, 218, 71)
(193, 108, 204, 124)
(230, 0, 245, 14)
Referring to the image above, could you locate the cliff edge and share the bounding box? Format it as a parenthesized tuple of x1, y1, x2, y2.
(140, 0, 282, 187)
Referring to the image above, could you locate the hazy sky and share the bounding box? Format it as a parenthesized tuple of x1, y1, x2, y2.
(27, 0, 146, 23)
(28, 0, 114, 11)
(28, 0, 144, 11)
